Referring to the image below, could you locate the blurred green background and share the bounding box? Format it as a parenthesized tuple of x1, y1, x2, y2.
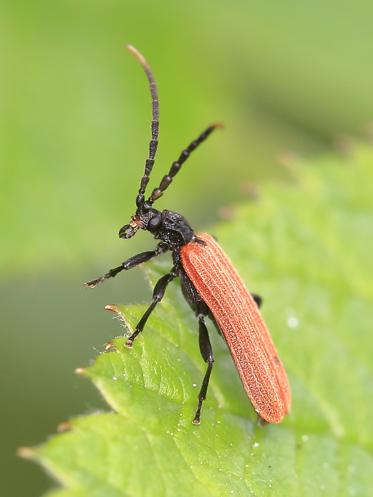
(1, 1, 373, 495)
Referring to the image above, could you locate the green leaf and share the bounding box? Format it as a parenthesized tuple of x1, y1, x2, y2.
(26, 145, 373, 496)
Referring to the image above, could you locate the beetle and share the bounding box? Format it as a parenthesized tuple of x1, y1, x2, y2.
(85, 45, 291, 425)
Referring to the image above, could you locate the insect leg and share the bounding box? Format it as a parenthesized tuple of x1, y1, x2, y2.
(193, 314, 214, 425)
(85, 243, 167, 288)
(126, 269, 177, 347)
(257, 414, 268, 427)
(251, 293, 263, 308)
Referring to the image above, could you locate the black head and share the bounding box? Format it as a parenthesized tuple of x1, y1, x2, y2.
(118, 203, 162, 239)
(119, 45, 221, 246)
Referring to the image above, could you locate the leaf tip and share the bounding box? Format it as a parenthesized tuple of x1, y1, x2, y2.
(217, 206, 236, 221)
(75, 367, 86, 375)
(57, 420, 72, 433)
(276, 149, 301, 180)
(105, 340, 117, 352)
(105, 303, 128, 323)
(105, 304, 119, 313)
(17, 446, 34, 459)
(334, 134, 355, 156)
(239, 181, 260, 201)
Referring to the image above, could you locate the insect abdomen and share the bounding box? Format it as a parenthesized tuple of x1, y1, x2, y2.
(180, 232, 291, 423)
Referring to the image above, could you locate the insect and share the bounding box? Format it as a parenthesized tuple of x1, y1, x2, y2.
(85, 45, 291, 425)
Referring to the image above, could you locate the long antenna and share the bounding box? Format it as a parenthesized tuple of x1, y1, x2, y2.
(147, 123, 223, 205)
(126, 45, 159, 207)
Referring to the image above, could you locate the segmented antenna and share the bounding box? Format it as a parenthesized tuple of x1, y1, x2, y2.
(126, 45, 159, 207)
(147, 123, 223, 205)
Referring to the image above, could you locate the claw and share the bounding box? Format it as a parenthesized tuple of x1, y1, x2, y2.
(84, 277, 103, 288)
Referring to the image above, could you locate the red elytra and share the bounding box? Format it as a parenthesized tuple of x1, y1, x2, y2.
(181, 232, 291, 423)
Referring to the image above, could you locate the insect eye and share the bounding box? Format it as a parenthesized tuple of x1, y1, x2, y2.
(148, 215, 161, 228)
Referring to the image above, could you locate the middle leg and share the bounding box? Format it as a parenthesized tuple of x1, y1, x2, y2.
(126, 268, 177, 347)
(179, 270, 215, 424)
(193, 314, 214, 425)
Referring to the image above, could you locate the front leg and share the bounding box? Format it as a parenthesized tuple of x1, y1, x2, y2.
(126, 268, 178, 347)
(85, 243, 167, 288)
